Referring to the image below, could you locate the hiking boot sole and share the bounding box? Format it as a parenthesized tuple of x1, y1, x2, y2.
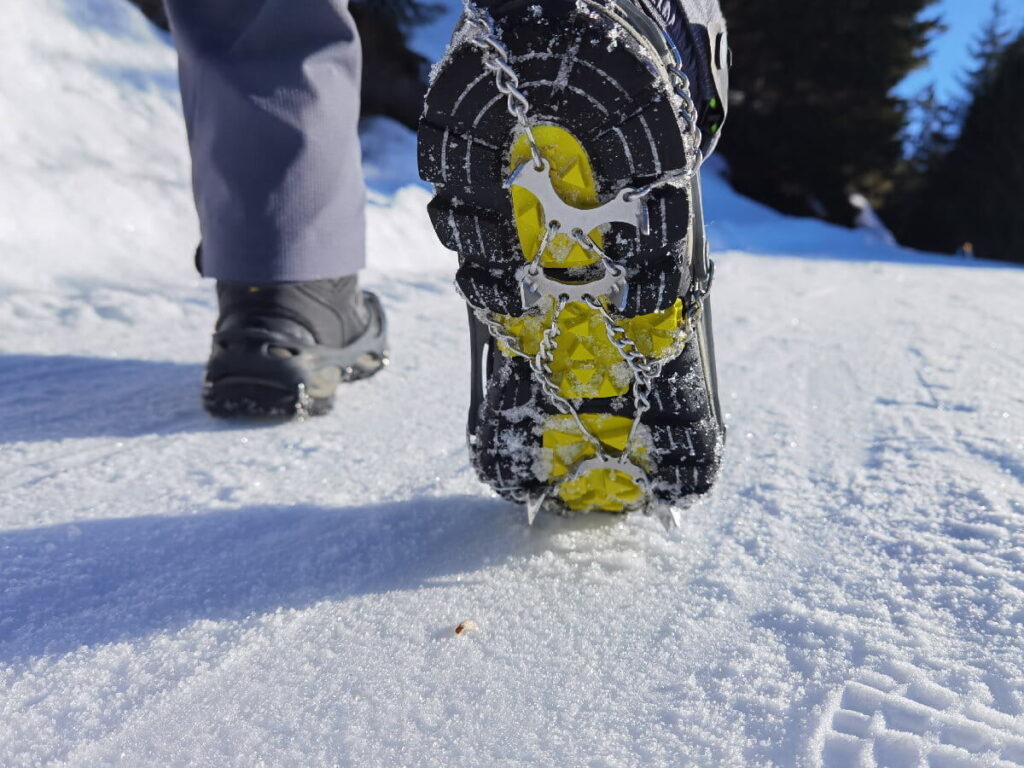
(419, 0, 724, 516)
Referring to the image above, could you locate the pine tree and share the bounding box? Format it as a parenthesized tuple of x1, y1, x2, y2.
(882, 83, 956, 230)
(904, 84, 958, 176)
(717, 0, 940, 225)
(886, 29, 1024, 262)
(965, 0, 1012, 95)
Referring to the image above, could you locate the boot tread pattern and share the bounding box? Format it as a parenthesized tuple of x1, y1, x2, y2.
(419, 2, 723, 514)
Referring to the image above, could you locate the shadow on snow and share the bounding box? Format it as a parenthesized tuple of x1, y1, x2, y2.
(0, 494, 614, 663)
(0, 354, 234, 442)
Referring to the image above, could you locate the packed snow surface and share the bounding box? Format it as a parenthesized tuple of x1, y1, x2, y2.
(1, 1, 1023, 766)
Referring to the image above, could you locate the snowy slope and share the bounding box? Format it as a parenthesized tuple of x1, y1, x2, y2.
(2, 1, 1023, 766)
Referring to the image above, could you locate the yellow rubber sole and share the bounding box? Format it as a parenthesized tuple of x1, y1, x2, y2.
(501, 126, 687, 513)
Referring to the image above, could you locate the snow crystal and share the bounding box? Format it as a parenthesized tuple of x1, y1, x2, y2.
(2, 1, 1024, 767)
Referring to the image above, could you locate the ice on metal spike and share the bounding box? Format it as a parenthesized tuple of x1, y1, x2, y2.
(294, 382, 312, 420)
(525, 491, 548, 525)
(654, 505, 684, 531)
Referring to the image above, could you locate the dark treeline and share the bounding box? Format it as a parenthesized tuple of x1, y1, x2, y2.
(127, 0, 1021, 263)
(708, 0, 1021, 263)
(716, 0, 939, 228)
(883, 12, 1024, 262)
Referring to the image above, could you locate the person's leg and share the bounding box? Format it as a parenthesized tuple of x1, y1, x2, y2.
(165, 0, 387, 417)
(166, 0, 366, 283)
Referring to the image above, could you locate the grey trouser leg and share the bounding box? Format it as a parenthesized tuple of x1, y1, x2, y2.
(166, 0, 365, 283)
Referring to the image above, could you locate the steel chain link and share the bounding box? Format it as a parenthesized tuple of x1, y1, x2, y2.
(470, 224, 608, 458)
(463, 4, 543, 168)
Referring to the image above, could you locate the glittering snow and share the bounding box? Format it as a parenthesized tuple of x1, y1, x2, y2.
(1, 1, 1022, 766)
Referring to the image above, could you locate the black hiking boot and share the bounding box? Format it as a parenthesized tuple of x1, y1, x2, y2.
(203, 277, 388, 418)
(418, 0, 729, 526)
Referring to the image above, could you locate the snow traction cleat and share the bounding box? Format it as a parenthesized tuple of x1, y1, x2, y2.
(203, 279, 388, 419)
(418, 0, 729, 527)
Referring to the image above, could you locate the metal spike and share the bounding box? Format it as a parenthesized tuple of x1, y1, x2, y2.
(654, 504, 684, 531)
(293, 383, 311, 420)
(505, 159, 647, 236)
(525, 491, 548, 525)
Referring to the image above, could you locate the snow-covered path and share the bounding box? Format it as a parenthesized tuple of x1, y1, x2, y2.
(1, 1, 1022, 766)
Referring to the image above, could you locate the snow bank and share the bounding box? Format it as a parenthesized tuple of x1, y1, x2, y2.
(1, 1, 1022, 767)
